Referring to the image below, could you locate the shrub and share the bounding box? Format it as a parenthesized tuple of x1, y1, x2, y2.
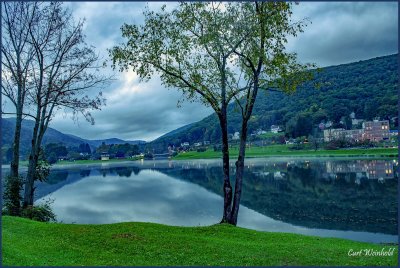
(196, 147, 206, 152)
(3, 175, 23, 216)
(21, 200, 56, 222)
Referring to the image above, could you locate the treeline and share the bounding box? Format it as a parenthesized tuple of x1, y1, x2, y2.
(35, 142, 141, 164)
(150, 54, 398, 152)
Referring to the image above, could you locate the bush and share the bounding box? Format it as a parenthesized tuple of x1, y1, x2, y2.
(3, 175, 23, 216)
(21, 201, 56, 222)
(196, 147, 206, 152)
(213, 145, 221, 152)
(288, 143, 306, 150)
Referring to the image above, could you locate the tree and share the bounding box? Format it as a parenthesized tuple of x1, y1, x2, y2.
(20, 3, 110, 208)
(221, 2, 314, 224)
(1, 2, 39, 179)
(111, 2, 254, 222)
(111, 2, 313, 225)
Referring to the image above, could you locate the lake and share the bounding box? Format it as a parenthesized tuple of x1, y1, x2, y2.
(3, 158, 398, 243)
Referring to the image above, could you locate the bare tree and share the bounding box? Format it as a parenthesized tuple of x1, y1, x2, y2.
(1, 2, 39, 179)
(21, 2, 110, 208)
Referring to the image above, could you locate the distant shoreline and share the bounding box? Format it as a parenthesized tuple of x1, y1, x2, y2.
(1, 148, 397, 171)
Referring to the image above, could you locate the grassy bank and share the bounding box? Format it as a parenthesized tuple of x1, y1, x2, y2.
(2, 216, 398, 266)
(174, 145, 398, 160)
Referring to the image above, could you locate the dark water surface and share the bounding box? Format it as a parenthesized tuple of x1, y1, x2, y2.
(3, 158, 398, 243)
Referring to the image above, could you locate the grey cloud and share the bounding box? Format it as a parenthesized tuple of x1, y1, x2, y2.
(288, 2, 398, 66)
(45, 2, 399, 141)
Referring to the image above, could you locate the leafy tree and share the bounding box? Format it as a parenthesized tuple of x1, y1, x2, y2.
(45, 143, 68, 159)
(111, 2, 312, 225)
(110, 2, 254, 223)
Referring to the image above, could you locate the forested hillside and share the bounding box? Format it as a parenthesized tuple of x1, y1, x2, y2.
(149, 54, 398, 152)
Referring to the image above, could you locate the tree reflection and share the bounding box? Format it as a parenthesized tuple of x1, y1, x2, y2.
(159, 159, 398, 235)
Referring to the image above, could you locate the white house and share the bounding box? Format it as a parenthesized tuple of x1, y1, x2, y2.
(101, 154, 110, 161)
(232, 132, 240, 140)
(271, 125, 282, 133)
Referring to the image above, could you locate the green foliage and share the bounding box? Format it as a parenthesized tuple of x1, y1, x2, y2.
(21, 202, 56, 223)
(196, 147, 206, 152)
(35, 159, 51, 182)
(3, 175, 23, 216)
(78, 143, 91, 154)
(95, 143, 139, 158)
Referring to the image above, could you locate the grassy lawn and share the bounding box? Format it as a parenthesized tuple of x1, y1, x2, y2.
(174, 145, 398, 160)
(2, 216, 398, 266)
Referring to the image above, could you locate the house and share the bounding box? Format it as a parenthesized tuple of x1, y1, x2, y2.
(180, 142, 190, 147)
(232, 132, 240, 140)
(101, 153, 110, 161)
(271, 125, 282, 133)
(203, 141, 210, 145)
(390, 130, 398, 136)
(194, 142, 202, 147)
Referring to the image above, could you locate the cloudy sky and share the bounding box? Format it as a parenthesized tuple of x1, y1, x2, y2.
(23, 2, 400, 141)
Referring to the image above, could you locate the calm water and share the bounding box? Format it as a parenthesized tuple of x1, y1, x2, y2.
(3, 158, 398, 243)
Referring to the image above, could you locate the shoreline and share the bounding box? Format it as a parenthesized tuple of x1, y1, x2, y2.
(1, 152, 397, 171)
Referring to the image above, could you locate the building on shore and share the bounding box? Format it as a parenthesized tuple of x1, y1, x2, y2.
(323, 120, 390, 142)
(363, 120, 390, 141)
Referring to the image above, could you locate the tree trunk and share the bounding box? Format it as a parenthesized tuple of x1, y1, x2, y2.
(229, 119, 248, 225)
(10, 109, 23, 178)
(229, 79, 259, 225)
(23, 115, 41, 208)
(218, 109, 233, 223)
(23, 148, 39, 208)
(23, 109, 48, 208)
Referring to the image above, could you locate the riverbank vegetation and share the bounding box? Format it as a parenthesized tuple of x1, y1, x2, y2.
(3, 216, 398, 266)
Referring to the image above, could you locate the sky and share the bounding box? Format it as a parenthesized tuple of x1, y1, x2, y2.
(4, 2, 399, 142)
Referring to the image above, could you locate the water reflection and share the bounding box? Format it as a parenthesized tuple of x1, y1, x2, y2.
(4, 158, 396, 243)
(160, 159, 398, 235)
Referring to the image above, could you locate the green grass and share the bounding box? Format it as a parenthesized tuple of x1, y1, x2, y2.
(2, 216, 398, 266)
(174, 145, 398, 160)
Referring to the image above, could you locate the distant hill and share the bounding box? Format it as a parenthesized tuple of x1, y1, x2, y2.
(149, 54, 398, 152)
(1, 118, 145, 159)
